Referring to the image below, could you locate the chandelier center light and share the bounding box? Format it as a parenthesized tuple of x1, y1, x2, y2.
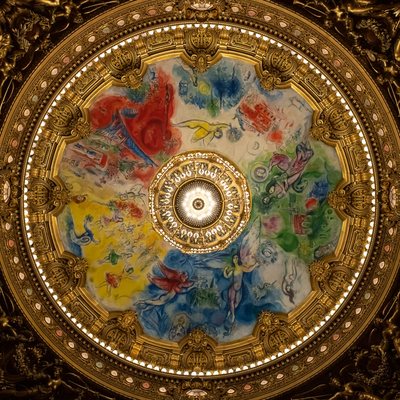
(149, 151, 251, 253)
(174, 179, 223, 228)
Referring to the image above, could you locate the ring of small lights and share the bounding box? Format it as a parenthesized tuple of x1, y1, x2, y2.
(0, 1, 399, 399)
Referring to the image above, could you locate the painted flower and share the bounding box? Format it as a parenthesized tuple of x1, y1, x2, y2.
(262, 215, 282, 233)
(305, 197, 318, 210)
(266, 129, 283, 145)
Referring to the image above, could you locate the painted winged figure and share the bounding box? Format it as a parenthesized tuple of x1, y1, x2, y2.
(176, 119, 229, 145)
(136, 261, 195, 310)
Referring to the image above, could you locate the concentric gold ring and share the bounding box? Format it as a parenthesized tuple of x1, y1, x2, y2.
(149, 151, 251, 253)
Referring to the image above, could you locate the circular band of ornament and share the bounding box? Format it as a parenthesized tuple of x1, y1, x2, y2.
(17, 21, 377, 382)
(1, 0, 399, 399)
(149, 151, 251, 253)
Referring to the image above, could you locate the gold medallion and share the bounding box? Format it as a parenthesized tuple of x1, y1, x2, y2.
(149, 151, 251, 253)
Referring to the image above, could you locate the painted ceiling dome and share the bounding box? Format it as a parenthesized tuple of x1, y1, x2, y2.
(0, 1, 399, 399)
(56, 53, 343, 344)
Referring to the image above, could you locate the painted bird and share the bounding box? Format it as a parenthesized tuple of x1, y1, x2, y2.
(175, 119, 229, 145)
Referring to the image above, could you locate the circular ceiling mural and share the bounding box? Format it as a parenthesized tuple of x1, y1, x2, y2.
(55, 55, 342, 344)
(0, 1, 399, 399)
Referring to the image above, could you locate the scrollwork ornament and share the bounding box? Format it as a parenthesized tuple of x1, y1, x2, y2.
(257, 310, 282, 335)
(325, 264, 351, 295)
(187, 329, 209, 350)
(291, 0, 400, 116)
(121, 69, 144, 89)
(0, 162, 21, 222)
(257, 47, 298, 91)
(48, 99, 82, 136)
(255, 311, 295, 353)
(183, 27, 219, 72)
(99, 311, 139, 354)
(70, 118, 91, 140)
(69, 257, 89, 280)
(105, 46, 145, 89)
(117, 310, 138, 333)
(328, 182, 373, 218)
(177, 0, 228, 21)
(228, 31, 260, 54)
(309, 260, 352, 299)
(27, 177, 70, 214)
(310, 260, 331, 283)
(180, 329, 216, 371)
(309, 118, 327, 142)
(44, 254, 88, 295)
(71, 68, 102, 97)
(310, 101, 355, 143)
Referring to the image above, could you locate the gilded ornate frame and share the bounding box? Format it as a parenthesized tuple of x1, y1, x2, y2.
(0, 1, 399, 399)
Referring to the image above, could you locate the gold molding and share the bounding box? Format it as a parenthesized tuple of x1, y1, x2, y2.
(21, 24, 374, 374)
(0, 1, 398, 399)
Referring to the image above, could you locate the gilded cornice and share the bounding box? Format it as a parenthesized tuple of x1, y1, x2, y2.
(0, 1, 399, 399)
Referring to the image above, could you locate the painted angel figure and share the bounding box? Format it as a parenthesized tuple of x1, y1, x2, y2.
(263, 141, 314, 206)
(136, 261, 195, 311)
(202, 220, 263, 333)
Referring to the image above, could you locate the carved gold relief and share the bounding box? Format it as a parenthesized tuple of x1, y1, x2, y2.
(343, 138, 370, 173)
(48, 99, 83, 135)
(311, 261, 352, 298)
(104, 47, 146, 89)
(17, 23, 376, 381)
(20, 22, 375, 376)
(256, 47, 299, 91)
(31, 140, 54, 170)
(182, 27, 220, 72)
(224, 349, 254, 368)
(31, 223, 51, 253)
(180, 329, 216, 371)
(228, 32, 260, 55)
(310, 96, 355, 143)
(302, 303, 328, 330)
(1, 1, 394, 399)
(100, 311, 139, 354)
(71, 68, 103, 98)
(146, 31, 176, 53)
(310, 260, 331, 283)
(27, 177, 70, 214)
(344, 227, 369, 261)
(71, 118, 91, 140)
(303, 72, 330, 100)
(139, 346, 173, 367)
(44, 253, 88, 296)
(255, 312, 296, 354)
(328, 182, 373, 218)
